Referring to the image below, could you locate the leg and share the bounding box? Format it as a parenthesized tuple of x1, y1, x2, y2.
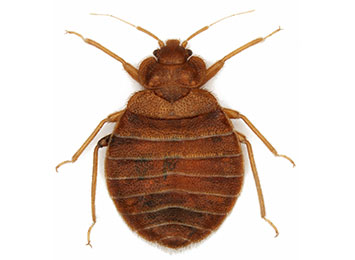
(66, 31, 139, 82)
(205, 27, 281, 83)
(224, 108, 295, 167)
(86, 135, 110, 247)
(236, 132, 279, 237)
(56, 110, 123, 171)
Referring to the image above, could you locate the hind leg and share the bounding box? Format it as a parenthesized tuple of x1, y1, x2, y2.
(86, 135, 110, 247)
(235, 131, 279, 237)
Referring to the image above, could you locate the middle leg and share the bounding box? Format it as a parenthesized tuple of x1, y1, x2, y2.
(225, 108, 295, 167)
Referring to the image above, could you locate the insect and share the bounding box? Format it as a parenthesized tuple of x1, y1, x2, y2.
(56, 10, 295, 249)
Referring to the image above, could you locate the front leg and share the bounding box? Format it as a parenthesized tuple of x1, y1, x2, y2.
(224, 108, 295, 167)
(204, 27, 281, 84)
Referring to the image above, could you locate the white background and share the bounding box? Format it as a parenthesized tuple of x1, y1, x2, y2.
(0, 0, 354, 259)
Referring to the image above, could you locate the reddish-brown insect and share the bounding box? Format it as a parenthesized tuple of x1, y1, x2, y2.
(56, 10, 295, 249)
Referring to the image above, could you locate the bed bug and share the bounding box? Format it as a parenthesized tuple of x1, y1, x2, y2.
(56, 10, 295, 249)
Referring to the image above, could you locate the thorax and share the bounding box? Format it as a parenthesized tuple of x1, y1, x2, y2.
(126, 89, 219, 119)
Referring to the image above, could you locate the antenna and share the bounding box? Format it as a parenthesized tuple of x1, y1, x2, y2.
(181, 9, 255, 47)
(90, 13, 165, 47)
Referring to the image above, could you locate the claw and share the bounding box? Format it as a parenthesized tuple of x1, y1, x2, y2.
(277, 154, 296, 167)
(263, 217, 279, 238)
(86, 222, 96, 248)
(55, 160, 73, 172)
(65, 30, 84, 39)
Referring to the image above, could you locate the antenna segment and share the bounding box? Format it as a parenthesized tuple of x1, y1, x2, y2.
(181, 9, 255, 47)
(90, 13, 165, 47)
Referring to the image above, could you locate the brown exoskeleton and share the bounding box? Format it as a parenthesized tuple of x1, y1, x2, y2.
(57, 10, 295, 249)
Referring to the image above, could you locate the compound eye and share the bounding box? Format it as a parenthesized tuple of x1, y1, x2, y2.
(187, 49, 192, 56)
(153, 49, 160, 57)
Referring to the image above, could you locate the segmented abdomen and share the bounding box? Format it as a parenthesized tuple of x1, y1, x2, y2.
(105, 109, 244, 248)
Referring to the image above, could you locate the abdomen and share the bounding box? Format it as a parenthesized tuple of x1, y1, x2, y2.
(105, 108, 244, 249)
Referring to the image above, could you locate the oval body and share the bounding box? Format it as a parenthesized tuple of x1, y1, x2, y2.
(105, 89, 244, 249)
